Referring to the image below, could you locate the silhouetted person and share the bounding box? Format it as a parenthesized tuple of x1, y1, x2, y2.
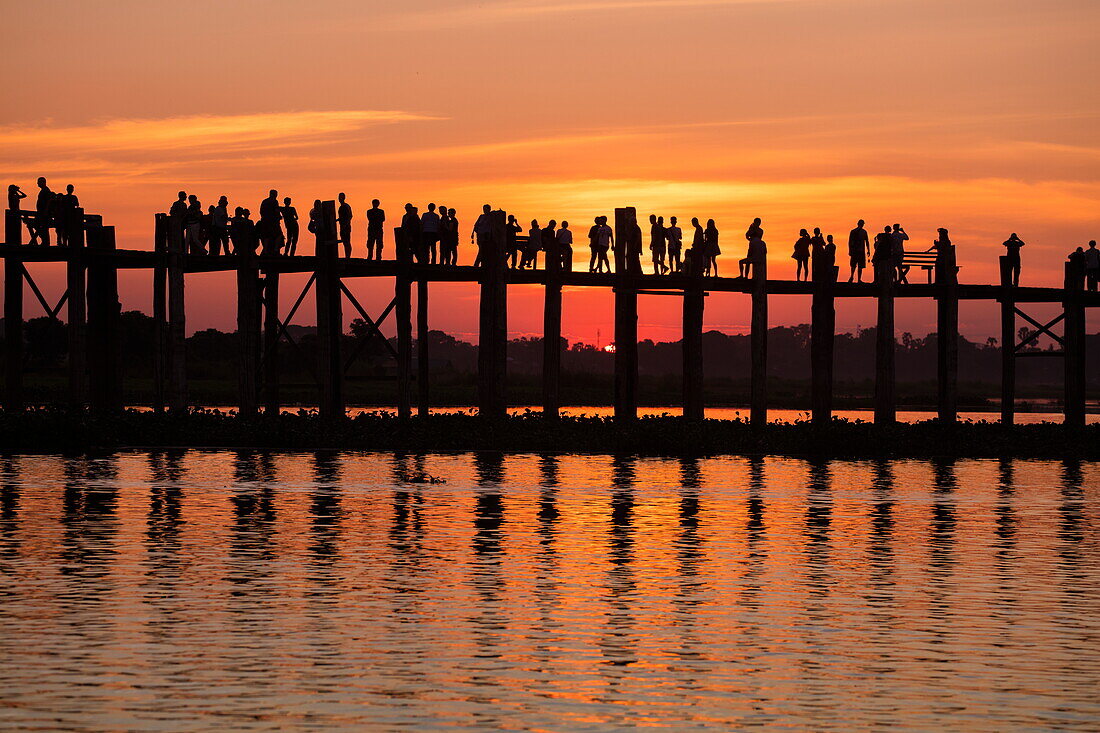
(690, 217, 706, 276)
(587, 217, 600, 272)
(704, 218, 720, 276)
(34, 177, 53, 245)
(823, 234, 837, 280)
(808, 227, 826, 281)
(203, 205, 215, 253)
(55, 184, 78, 246)
(741, 217, 765, 278)
(872, 226, 893, 282)
(421, 202, 441, 264)
(445, 207, 460, 265)
(366, 199, 385, 260)
(847, 219, 870, 282)
(595, 216, 613, 273)
(184, 194, 204, 254)
(793, 228, 811, 281)
(308, 199, 322, 239)
(471, 204, 492, 267)
(282, 197, 298, 256)
(210, 196, 230, 255)
(401, 203, 422, 262)
(892, 223, 909, 283)
(557, 220, 573, 272)
(649, 214, 667, 274)
(523, 219, 541, 269)
(1003, 233, 1024, 286)
(7, 184, 27, 242)
(258, 189, 284, 257)
(1068, 246, 1086, 280)
(230, 206, 248, 254)
(1085, 240, 1099, 292)
(541, 219, 558, 271)
(438, 206, 454, 265)
(169, 190, 187, 218)
(666, 216, 683, 273)
(506, 213, 522, 268)
(337, 193, 353, 257)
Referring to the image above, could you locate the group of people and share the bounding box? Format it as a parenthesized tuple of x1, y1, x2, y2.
(169, 189, 305, 257)
(8, 177, 81, 246)
(1067, 239, 1100, 292)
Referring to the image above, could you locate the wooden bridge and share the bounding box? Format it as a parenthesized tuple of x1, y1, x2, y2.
(2, 203, 1096, 427)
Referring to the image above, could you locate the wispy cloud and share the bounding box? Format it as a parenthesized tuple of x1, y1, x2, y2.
(0, 110, 441, 156)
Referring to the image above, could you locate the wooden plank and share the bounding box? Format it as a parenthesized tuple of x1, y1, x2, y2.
(750, 256, 768, 427)
(874, 260, 895, 425)
(3, 211, 23, 411)
(314, 200, 343, 420)
(613, 207, 639, 421)
(936, 244, 958, 423)
(417, 278, 429, 417)
(67, 208, 86, 408)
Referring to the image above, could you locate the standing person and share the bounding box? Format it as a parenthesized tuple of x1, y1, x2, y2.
(741, 217, 766, 278)
(366, 199, 385, 260)
(891, 223, 909, 283)
(847, 219, 870, 282)
(1002, 233, 1024, 286)
(666, 216, 683, 273)
(588, 217, 601, 272)
(34, 177, 54, 245)
(872, 226, 894, 282)
(401, 203, 422, 262)
(1084, 240, 1100, 292)
(281, 197, 298, 256)
(209, 196, 230, 255)
(556, 220, 573, 272)
(541, 220, 558, 271)
(184, 194, 205, 254)
(471, 204, 493, 267)
(809, 227, 826, 281)
(230, 207, 248, 254)
(506, 214, 522, 268)
(54, 184, 79, 246)
(704, 219, 720, 276)
(447, 207, 461, 265)
(308, 199, 322, 240)
(259, 189, 284, 257)
(437, 206, 452, 265)
(420, 202, 441, 264)
(1068, 246, 1086, 282)
(792, 228, 811, 281)
(7, 184, 27, 242)
(823, 234, 837, 281)
(649, 214, 667, 274)
(337, 192, 353, 258)
(523, 220, 541, 270)
(169, 190, 187, 218)
(690, 218, 706, 276)
(595, 216, 613, 273)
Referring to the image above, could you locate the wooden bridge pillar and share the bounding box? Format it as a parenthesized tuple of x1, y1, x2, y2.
(936, 245, 959, 423)
(417, 278, 429, 417)
(999, 256, 1014, 425)
(395, 226, 412, 419)
(152, 214, 167, 413)
(236, 246, 260, 418)
(477, 211, 508, 419)
(67, 208, 87, 408)
(167, 212, 187, 413)
(87, 224, 121, 412)
(613, 207, 639, 421)
(543, 232, 563, 420)
(874, 261, 896, 425)
(4, 210, 24, 411)
(810, 263, 836, 425)
(314, 201, 343, 420)
(1063, 262, 1086, 429)
(750, 257, 768, 427)
(682, 272, 705, 421)
(262, 269, 280, 415)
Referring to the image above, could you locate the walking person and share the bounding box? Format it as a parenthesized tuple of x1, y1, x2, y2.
(792, 228, 811, 281)
(588, 217, 601, 272)
(666, 216, 683, 273)
(366, 199, 385, 260)
(704, 219, 720, 276)
(847, 219, 870, 282)
(557, 220, 574, 272)
(420, 202, 441, 264)
(1002, 233, 1024, 286)
(1084, 240, 1100, 292)
(282, 197, 298, 256)
(337, 192, 353, 257)
(595, 216, 613, 273)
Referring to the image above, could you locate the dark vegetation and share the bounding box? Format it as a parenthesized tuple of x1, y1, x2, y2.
(1, 408, 1095, 458)
(2, 311, 1097, 409)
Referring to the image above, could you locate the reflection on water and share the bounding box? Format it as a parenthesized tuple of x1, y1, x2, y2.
(0, 452, 1097, 729)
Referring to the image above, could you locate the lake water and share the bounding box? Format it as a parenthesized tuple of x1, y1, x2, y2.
(1, 452, 1097, 730)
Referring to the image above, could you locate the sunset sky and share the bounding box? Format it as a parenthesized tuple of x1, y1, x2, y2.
(3, 0, 1097, 343)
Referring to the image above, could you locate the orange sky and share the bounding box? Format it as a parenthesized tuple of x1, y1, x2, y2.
(2, 0, 1098, 343)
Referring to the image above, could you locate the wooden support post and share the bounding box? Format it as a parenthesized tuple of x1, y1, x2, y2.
(152, 214, 167, 413)
(262, 269, 280, 416)
(395, 226, 412, 420)
(66, 208, 87, 408)
(874, 261, 896, 425)
(936, 245, 959, 423)
(810, 263, 836, 425)
(167, 211, 187, 412)
(87, 224, 121, 412)
(682, 272, 705, 421)
(613, 207, 639, 421)
(4, 210, 24, 411)
(417, 278, 429, 417)
(236, 245, 260, 418)
(543, 229, 563, 420)
(750, 256, 768, 427)
(477, 210, 508, 419)
(314, 200, 343, 420)
(1063, 262, 1086, 429)
(999, 256, 1015, 425)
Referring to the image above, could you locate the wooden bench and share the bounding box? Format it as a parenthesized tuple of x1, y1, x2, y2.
(901, 251, 960, 284)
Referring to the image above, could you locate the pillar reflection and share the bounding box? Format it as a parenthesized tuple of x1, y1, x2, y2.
(601, 455, 638, 670)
